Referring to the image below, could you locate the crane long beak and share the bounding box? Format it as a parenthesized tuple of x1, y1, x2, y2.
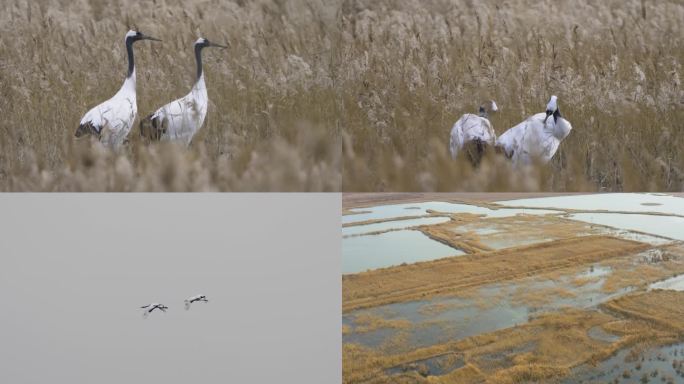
(209, 42, 229, 49)
(143, 35, 162, 42)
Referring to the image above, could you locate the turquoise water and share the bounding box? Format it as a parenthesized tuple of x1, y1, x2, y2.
(497, 193, 684, 216)
(343, 216, 451, 237)
(568, 213, 684, 241)
(343, 202, 559, 225)
(342, 230, 464, 274)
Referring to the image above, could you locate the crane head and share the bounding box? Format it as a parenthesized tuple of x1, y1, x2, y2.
(195, 37, 228, 49)
(126, 30, 161, 44)
(544, 95, 558, 123)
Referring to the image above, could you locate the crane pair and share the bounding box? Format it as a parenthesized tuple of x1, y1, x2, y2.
(76, 30, 227, 148)
(449, 95, 573, 165)
(141, 295, 208, 318)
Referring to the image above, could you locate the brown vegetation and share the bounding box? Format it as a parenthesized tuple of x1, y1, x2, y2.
(340, 0, 684, 192)
(0, 0, 340, 191)
(343, 235, 650, 312)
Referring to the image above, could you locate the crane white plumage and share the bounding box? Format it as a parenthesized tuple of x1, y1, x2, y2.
(140, 303, 168, 318)
(449, 100, 498, 165)
(140, 37, 227, 146)
(495, 95, 572, 164)
(184, 294, 209, 310)
(75, 30, 161, 148)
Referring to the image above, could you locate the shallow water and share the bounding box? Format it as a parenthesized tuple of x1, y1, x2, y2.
(385, 353, 465, 377)
(342, 216, 451, 237)
(343, 266, 628, 351)
(342, 230, 464, 274)
(568, 213, 684, 241)
(343, 202, 560, 225)
(564, 343, 684, 383)
(650, 274, 684, 291)
(587, 326, 620, 343)
(497, 193, 684, 216)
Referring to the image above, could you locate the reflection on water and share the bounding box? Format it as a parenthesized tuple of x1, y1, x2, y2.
(342, 230, 464, 274)
(385, 353, 465, 377)
(564, 343, 684, 383)
(343, 216, 451, 237)
(344, 266, 628, 352)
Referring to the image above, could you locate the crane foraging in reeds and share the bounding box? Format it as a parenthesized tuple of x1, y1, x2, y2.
(75, 30, 161, 148)
(139, 37, 227, 146)
(449, 100, 499, 166)
(496, 95, 572, 165)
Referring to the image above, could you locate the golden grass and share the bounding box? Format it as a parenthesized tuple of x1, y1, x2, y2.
(343, 235, 650, 312)
(352, 313, 412, 334)
(0, 0, 340, 191)
(603, 290, 684, 333)
(344, 298, 684, 383)
(421, 214, 599, 253)
(344, 308, 628, 383)
(3, 1, 682, 191)
(341, 0, 684, 192)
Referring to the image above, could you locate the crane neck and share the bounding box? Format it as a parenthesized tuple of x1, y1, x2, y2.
(126, 38, 135, 79)
(195, 45, 204, 81)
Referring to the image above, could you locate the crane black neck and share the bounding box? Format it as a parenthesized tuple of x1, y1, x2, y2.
(126, 37, 135, 78)
(554, 107, 562, 122)
(195, 45, 205, 81)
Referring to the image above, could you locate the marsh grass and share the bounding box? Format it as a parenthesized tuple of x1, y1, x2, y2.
(0, 0, 341, 191)
(339, 0, 684, 191)
(1, 0, 682, 191)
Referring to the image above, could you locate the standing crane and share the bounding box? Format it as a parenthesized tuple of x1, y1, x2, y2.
(75, 30, 161, 148)
(139, 37, 227, 146)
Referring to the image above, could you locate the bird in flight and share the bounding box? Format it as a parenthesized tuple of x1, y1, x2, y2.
(140, 303, 168, 318)
(184, 294, 209, 310)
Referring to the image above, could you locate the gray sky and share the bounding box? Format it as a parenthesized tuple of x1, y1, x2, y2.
(0, 194, 341, 383)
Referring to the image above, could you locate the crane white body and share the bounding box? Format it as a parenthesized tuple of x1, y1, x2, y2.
(449, 114, 496, 159)
(496, 96, 572, 164)
(141, 37, 225, 146)
(145, 76, 209, 146)
(79, 75, 137, 148)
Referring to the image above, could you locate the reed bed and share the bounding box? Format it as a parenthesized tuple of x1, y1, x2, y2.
(1, 0, 682, 191)
(0, 0, 341, 191)
(339, 0, 684, 191)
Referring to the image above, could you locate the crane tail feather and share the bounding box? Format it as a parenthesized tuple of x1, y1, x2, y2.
(139, 113, 167, 142)
(75, 121, 101, 138)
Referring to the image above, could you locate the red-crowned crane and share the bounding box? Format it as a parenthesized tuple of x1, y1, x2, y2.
(184, 294, 209, 310)
(140, 37, 227, 146)
(496, 95, 572, 164)
(75, 30, 161, 148)
(449, 100, 498, 165)
(140, 303, 168, 318)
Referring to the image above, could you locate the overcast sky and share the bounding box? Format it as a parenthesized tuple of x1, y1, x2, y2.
(0, 194, 340, 383)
